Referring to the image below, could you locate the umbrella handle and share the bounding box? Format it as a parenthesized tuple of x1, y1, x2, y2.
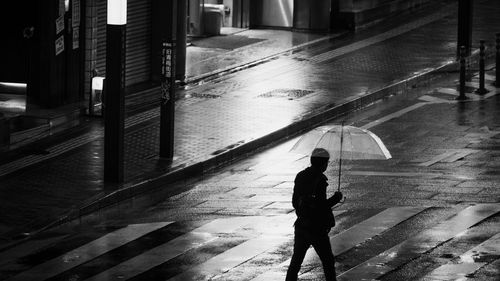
(337, 122, 344, 191)
(337, 157, 342, 192)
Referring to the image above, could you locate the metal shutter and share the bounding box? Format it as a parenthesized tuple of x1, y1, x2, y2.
(96, 0, 151, 87)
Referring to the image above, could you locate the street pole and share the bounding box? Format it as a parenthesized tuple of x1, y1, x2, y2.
(457, 46, 468, 101)
(159, 0, 177, 159)
(176, 0, 187, 85)
(457, 0, 473, 58)
(104, 0, 126, 183)
(496, 33, 500, 87)
(476, 40, 488, 95)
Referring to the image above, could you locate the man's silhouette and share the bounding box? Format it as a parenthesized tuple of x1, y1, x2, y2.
(286, 148, 343, 281)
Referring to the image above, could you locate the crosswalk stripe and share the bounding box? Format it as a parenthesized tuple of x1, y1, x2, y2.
(168, 235, 289, 281)
(437, 87, 459, 96)
(361, 103, 427, 130)
(250, 207, 425, 281)
(338, 204, 500, 281)
(7, 205, 500, 281)
(308, 207, 426, 263)
(0, 235, 68, 267)
(167, 215, 297, 281)
(7, 222, 172, 281)
(83, 216, 266, 281)
(422, 233, 500, 280)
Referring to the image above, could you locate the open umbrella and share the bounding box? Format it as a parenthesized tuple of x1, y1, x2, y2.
(290, 124, 392, 191)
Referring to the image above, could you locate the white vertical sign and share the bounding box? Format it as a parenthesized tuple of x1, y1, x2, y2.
(72, 0, 80, 28)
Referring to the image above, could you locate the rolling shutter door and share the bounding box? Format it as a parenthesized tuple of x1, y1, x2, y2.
(96, 0, 151, 87)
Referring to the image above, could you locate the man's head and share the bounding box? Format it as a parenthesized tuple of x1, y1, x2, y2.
(310, 148, 329, 172)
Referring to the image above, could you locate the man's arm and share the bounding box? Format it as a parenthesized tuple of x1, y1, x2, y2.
(326, 191, 343, 208)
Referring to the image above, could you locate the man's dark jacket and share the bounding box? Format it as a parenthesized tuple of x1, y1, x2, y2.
(293, 166, 337, 231)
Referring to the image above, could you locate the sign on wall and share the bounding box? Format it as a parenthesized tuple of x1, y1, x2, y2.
(72, 0, 80, 49)
(56, 15, 65, 34)
(55, 35, 65, 56)
(72, 0, 80, 28)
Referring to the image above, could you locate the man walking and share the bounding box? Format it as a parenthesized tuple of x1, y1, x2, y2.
(286, 148, 343, 281)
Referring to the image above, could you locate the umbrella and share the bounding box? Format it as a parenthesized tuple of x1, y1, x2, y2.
(290, 124, 392, 191)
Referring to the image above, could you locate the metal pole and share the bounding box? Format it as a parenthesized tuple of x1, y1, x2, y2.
(104, 24, 126, 183)
(476, 40, 488, 95)
(496, 33, 500, 87)
(176, 0, 187, 85)
(457, 0, 473, 58)
(159, 0, 177, 159)
(457, 46, 468, 101)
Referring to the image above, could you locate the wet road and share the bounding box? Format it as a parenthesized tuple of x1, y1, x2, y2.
(2, 0, 500, 279)
(1, 65, 500, 280)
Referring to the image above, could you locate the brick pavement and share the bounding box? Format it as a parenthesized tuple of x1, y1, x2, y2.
(1, 0, 500, 249)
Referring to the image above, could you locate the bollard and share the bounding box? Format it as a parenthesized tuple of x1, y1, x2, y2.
(496, 33, 500, 87)
(457, 46, 468, 100)
(476, 40, 489, 95)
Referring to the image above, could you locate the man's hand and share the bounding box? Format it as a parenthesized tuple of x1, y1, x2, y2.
(331, 191, 343, 204)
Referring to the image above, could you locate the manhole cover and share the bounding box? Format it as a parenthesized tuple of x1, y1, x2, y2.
(258, 89, 314, 99)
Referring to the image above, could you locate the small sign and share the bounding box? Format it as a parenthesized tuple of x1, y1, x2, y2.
(72, 28, 79, 49)
(161, 42, 173, 78)
(55, 35, 65, 56)
(56, 15, 65, 34)
(72, 0, 80, 28)
(161, 41, 175, 104)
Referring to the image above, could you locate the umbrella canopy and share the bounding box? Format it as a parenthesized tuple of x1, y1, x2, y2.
(290, 125, 392, 161)
(290, 124, 392, 191)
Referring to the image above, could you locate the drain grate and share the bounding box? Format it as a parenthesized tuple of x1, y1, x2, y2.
(258, 89, 314, 99)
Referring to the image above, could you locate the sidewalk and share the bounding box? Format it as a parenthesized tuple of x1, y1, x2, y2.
(1, 0, 499, 249)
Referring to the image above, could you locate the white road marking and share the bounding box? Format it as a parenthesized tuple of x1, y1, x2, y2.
(422, 233, 500, 280)
(7, 222, 172, 281)
(361, 103, 427, 130)
(83, 216, 266, 281)
(437, 87, 459, 96)
(440, 150, 476, 163)
(338, 204, 500, 281)
(347, 171, 440, 178)
(418, 95, 450, 103)
(419, 151, 459, 167)
(167, 216, 296, 281)
(0, 235, 69, 268)
(250, 207, 425, 281)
